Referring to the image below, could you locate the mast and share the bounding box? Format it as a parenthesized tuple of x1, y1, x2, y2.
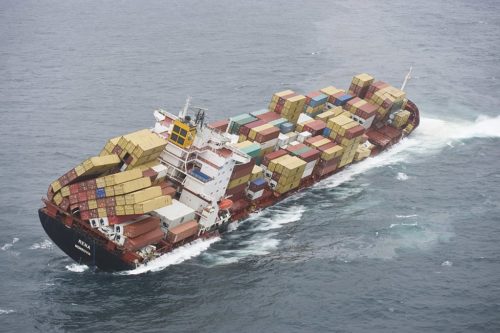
(400, 66, 413, 91)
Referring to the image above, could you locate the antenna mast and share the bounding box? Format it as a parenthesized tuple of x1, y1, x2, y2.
(401, 66, 413, 91)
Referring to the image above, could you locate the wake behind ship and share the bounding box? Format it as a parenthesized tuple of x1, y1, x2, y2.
(40, 73, 420, 271)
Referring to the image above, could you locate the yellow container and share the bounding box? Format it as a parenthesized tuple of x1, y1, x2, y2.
(104, 186, 115, 197)
(97, 208, 107, 218)
(134, 195, 172, 214)
(61, 186, 70, 197)
(113, 177, 151, 195)
(50, 180, 62, 193)
(125, 186, 163, 205)
(88, 200, 98, 210)
(53, 192, 63, 205)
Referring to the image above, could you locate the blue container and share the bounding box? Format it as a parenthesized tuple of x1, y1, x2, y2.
(309, 94, 328, 107)
(323, 128, 331, 137)
(280, 122, 295, 134)
(96, 188, 106, 199)
(252, 178, 267, 187)
(269, 118, 287, 127)
(334, 94, 354, 106)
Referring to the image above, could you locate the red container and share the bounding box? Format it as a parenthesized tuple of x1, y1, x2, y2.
(365, 130, 391, 148)
(368, 81, 389, 93)
(86, 179, 97, 190)
(80, 210, 90, 220)
(112, 146, 123, 155)
(97, 198, 107, 209)
(86, 189, 96, 200)
(304, 135, 324, 146)
(240, 120, 267, 136)
(318, 141, 338, 152)
(106, 206, 116, 216)
(161, 186, 176, 197)
(208, 119, 229, 132)
(379, 125, 402, 141)
(78, 182, 88, 192)
(231, 160, 255, 179)
(226, 183, 247, 197)
(122, 216, 160, 238)
(105, 197, 116, 207)
(255, 126, 280, 143)
(256, 112, 281, 122)
(299, 148, 320, 163)
(107, 215, 141, 225)
(305, 91, 321, 105)
(60, 198, 70, 211)
(278, 92, 297, 105)
(89, 209, 99, 219)
(69, 194, 79, 204)
(274, 104, 283, 114)
(125, 227, 165, 251)
(69, 184, 80, 194)
(143, 168, 158, 181)
(346, 97, 362, 110)
(67, 169, 78, 182)
(167, 221, 198, 244)
(303, 120, 326, 136)
(263, 149, 288, 166)
(78, 201, 89, 211)
(356, 103, 378, 119)
(345, 125, 365, 139)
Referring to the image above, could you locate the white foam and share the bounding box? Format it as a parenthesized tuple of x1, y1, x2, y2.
(390, 222, 418, 229)
(0, 309, 15, 315)
(29, 239, 53, 250)
(441, 260, 453, 267)
(396, 214, 418, 219)
(121, 237, 220, 275)
(396, 172, 408, 181)
(252, 206, 306, 231)
(65, 264, 89, 273)
(1, 237, 19, 251)
(317, 115, 499, 190)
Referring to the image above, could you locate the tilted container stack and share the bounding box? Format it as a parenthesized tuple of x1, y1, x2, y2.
(268, 90, 307, 124)
(348, 73, 375, 99)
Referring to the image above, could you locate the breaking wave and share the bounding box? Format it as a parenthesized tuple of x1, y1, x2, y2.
(396, 172, 409, 181)
(1, 237, 19, 251)
(121, 237, 221, 275)
(202, 205, 306, 266)
(0, 309, 15, 315)
(317, 114, 500, 189)
(65, 264, 89, 273)
(29, 239, 53, 250)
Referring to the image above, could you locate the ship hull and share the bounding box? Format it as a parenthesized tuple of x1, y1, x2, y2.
(38, 209, 135, 271)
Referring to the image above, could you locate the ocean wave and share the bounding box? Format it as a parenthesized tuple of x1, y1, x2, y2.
(120, 237, 221, 275)
(396, 172, 409, 181)
(316, 115, 499, 190)
(202, 205, 305, 266)
(1, 237, 19, 251)
(65, 264, 89, 273)
(0, 309, 15, 315)
(29, 239, 53, 250)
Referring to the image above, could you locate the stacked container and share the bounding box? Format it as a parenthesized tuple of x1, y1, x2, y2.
(326, 115, 366, 168)
(348, 73, 375, 99)
(303, 91, 328, 118)
(268, 90, 307, 124)
(228, 113, 258, 135)
(266, 154, 306, 194)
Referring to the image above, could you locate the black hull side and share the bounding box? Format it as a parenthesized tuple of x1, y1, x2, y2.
(38, 209, 135, 272)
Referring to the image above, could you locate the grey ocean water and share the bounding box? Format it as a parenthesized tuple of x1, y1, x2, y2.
(1, 0, 500, 332)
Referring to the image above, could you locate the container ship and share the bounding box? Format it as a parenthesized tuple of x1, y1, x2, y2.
(39, 73, 420, 271)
